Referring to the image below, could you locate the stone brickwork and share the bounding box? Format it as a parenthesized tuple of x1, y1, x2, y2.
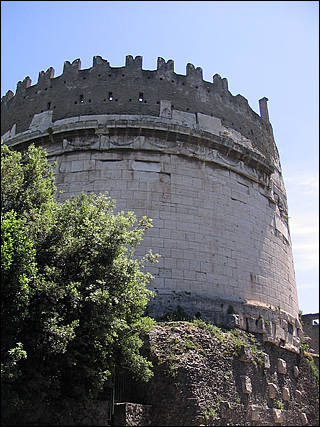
(1, 55, 301, 352)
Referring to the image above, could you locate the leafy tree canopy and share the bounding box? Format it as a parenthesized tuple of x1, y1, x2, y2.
(1, 143, 158, 421)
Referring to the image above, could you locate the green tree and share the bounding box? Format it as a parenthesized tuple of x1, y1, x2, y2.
(1, 143, 157, 421)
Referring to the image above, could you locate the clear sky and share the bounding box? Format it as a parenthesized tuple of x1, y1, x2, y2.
(1, 1, 319, 314)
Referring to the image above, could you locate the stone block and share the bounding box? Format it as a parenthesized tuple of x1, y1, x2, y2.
(240, 375, 252, 394)
(249, 405, 260, 421)
(295, 390, 302, 401)
(220, 401, 231, 419)
(239, 345, 253, 362)
(277, 358, 287, 374)
(273, 408, 282, 424)
(282, 387, 290, 401)
(264, 353, 271, 369)
(300, 412, 308, 425)
(293, 366, 299, 378)
(71, 160, 84, 172)
(268, 383, 278, 399)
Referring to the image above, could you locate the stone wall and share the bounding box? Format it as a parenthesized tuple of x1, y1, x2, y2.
(1, 57, 301, 352)
(118, 322, 319, 426)
(1, 56, 278, 167)
(302, 313, 319, 355)
(113, 403, 152, 426)
(18, 400, 110, 426)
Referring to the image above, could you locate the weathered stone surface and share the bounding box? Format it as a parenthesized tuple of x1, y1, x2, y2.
(277, 358, 287, 374)
(293, 365, 299, 378)
(295, 389, 302, 401)
(273, 408, 283, 423)
(249, 405, 260, 421)
(264, 353, 271, 369)
(268, 383, 278, 399)
(220, 401, 232, 419)
(283, 387, 290, 401)
(300, 412, 308, 425)
(239, 345, 253, 362)
(240, 375, 252, 394)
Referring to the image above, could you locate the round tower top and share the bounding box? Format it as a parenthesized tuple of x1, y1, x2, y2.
(1, 55, 278, 168)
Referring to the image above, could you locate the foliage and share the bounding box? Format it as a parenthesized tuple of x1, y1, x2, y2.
(301, 337, 319, 388)
(202, 404, 218, 422)
(276, 400, 284, 410)
(1, 143, 158, 421)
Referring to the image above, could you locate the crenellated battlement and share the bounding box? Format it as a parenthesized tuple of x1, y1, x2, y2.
(1, 55, 278, 168)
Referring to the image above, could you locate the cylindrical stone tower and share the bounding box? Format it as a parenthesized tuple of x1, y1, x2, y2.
(1, 55, 302, 352)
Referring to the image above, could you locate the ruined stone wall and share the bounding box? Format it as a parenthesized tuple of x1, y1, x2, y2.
(302, 313, 319, 355)
(1, 56, 301, 352)
(18, 399, 110, 426)
(120, 322, 319, 426)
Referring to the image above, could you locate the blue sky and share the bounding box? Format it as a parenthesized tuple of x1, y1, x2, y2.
(1, 1, 319, 314)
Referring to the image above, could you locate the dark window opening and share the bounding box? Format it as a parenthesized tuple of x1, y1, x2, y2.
(74, 101, 77, 104)
(129, 99, 132, 102)
(288, 323, 293, 334)
(160, 77, 163, 81)
(108, 92, 113, 101)
(80, 94, 84, 103)
(313, 319, 319, 325)
(115, 99, 118, 102)
(139, 93, 143, 102)
(88, 99, 91, 103)
(47, 102, 51, 110)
